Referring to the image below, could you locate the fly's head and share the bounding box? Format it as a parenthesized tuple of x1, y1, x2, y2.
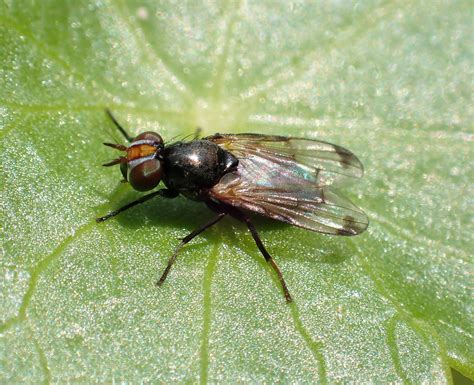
(103, 131, 164, 191)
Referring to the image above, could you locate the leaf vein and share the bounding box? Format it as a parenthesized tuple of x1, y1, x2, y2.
(386, 315, 411, 384)
(111, 0, 193, 98)
(29, 325, 52, 385)
(0, 220, 96, 333)
(288, 302, 328, 384)
(211, 0, 242, 100)
(199, 241, 220, 384)
(237, 235, 328, 382)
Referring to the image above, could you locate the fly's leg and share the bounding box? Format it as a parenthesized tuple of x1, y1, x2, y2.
(207, 201, 293, 303)
(96, 189, 178, 223)
(156, 212, 227, 286)
(106, 108, 134, 142)
(244, 217, 293, 302)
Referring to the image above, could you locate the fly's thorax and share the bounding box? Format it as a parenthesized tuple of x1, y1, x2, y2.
(162, 140, 238, 193)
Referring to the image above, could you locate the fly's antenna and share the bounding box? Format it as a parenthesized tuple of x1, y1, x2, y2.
(102, 157, 127, 167)
(103, 142, 127, 151)
(105, 109, 134, 142)
(102, 142, 127, 167)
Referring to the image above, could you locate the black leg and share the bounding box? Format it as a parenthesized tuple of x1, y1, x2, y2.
(245, 218, 293, 302)
(106, 109, 134, 142)
(96, 189, 178, 223)
(206, 201, 293, 302)
(156, 212, 226, 286)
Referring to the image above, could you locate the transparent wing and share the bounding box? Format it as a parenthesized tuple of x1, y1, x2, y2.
(206, 133, 363, 188)
(210, 172, 368, 236)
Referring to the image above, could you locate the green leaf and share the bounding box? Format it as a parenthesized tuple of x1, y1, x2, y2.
(1, 1, 472, 383)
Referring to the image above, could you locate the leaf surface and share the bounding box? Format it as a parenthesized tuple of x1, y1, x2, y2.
(1, 1, 472, 383)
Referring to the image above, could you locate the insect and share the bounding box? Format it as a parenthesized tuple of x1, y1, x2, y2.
(97, 110, 368, 302)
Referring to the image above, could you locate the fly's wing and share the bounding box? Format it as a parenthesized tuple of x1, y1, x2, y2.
(207, 133, 368, 234)
(210, 172, 368, 235)
(206, 133, 363, 188)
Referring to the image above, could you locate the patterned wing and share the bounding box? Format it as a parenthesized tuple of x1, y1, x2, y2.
(206, 133, 363, 188)
(210, 172, 368, 235)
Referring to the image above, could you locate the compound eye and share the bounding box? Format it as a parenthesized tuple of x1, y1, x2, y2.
(133, 131, 163, 145)
(128, 159, 162, 191)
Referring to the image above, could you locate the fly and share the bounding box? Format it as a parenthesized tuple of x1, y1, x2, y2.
(97, 109, 369, 302)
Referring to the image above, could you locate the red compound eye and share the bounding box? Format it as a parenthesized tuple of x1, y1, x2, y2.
(128, 158, 163, 191)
